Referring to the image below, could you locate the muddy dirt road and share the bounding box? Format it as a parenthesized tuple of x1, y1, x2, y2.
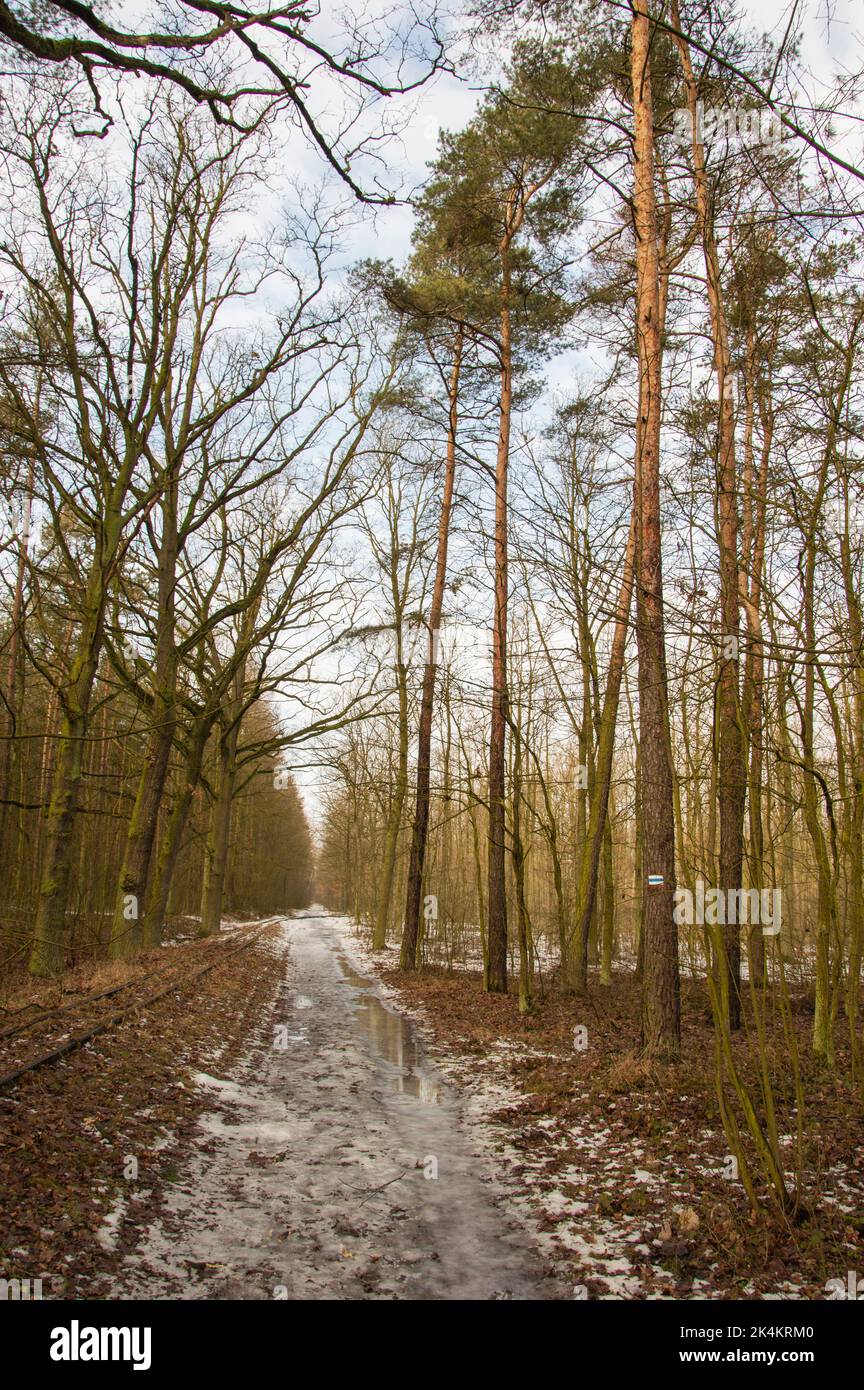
(108, 912, 558, 1300)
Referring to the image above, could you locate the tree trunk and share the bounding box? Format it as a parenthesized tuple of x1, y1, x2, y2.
(109, 484, 178, 958)
(742, 349, 772, 987)
(671, 0, 745, 1030)
(142, 718, 210, 949)
(199, 720, 240, 937)
(373, 654, 409, 950)
(0, 454, 34, 872)
(630, 0, 680, 1058)
(600, 809, 616, 986)
(512, 753, 532, 1014)
(487, 239, 513, 995)
(401, 329, 463, 968)
(28, 575, 106, 975)
(572, 505, 637, 992)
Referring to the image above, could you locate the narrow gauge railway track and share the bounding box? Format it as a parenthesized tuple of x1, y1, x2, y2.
(0, 919, 280, 1092)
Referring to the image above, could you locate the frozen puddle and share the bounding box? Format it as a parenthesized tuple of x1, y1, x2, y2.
(336, 951, 442, 1105)
(106, 913, 559, 1300)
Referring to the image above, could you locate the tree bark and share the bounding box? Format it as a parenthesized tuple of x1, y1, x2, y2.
(671, 0, 746, 1030)
(486, 237, 513, 996)
(373, 648, 409, 950)
(142, 717, 211, 949)
(572, 505, 637, 993)
(28, 563, 108, 975)
(199, 717, 240, 937)
(630, 0, 680, 1058)
(401, 328, 463, 969)
(109, 482, 179, 957)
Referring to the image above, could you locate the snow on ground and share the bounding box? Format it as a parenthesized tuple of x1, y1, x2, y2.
(335, 916, 833, 1299)
(94, 909, 827, 1299)
(104, 911, 563, 1300)
(332, 915, 689, 1298)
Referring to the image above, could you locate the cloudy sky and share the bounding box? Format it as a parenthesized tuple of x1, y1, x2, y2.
(342, 0, 863, 263)
(278, 0, 863, 829)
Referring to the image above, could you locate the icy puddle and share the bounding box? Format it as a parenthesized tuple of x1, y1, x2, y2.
(104, 913, 559, 1301)
(336, 951, 442, 1105)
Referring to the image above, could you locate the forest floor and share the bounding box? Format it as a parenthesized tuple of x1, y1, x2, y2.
(0, 920, 287, 1298)
(356, 930, 864, 1299)
(1, 910, 860, 1301)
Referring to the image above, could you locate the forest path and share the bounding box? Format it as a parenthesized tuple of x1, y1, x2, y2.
(108, 910, 557, 1300)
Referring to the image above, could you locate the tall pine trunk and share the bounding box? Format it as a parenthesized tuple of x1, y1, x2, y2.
(486, 238, 513, 995)
(630, 0, 680, 1058)
(671, 0, 745, 1030)
(401, 329, 463, 968)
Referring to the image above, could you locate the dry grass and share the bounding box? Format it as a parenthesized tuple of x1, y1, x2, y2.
(599, 1049, 664, 1095)
(0, 953, 153, 1015)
